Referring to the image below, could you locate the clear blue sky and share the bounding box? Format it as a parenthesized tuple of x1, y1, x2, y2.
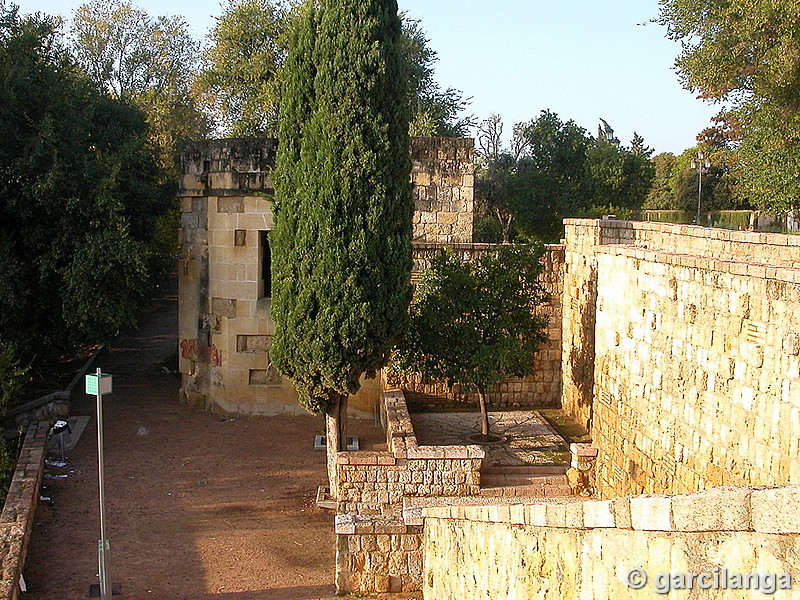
(17, 0, 719, 155)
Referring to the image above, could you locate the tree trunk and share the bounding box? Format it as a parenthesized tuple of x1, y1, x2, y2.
(325, 393, 348, 498)
(477, 386, 490, 437)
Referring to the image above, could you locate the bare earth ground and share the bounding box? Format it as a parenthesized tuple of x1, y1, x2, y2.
(24, 276, 420, 600)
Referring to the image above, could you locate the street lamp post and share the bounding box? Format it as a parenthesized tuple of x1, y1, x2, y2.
(691, 151, 711, 225)
(86, 369, 113, 599)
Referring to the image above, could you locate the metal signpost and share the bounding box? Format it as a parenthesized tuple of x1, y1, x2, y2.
(86, 368, 113, 600)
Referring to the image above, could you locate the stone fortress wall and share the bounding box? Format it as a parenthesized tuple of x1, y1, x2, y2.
(177, 137, 477, 416)
(178, 138, 800, 597)
(422, 486, 800, 599)
(177, 137, 565, 416)
(562, 219, 800, 498)
(410, 220, 800, 599)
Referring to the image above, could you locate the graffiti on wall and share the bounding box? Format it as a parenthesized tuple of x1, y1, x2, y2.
(211, 345, 224, 367)
(180, 339, 198, 360)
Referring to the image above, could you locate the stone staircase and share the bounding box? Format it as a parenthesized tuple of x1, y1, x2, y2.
(479, 464, 571, 497)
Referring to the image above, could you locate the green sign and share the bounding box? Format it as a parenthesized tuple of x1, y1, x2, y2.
(86, 373, 113, 396)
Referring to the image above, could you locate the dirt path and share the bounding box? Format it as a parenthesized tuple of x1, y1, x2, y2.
(24, 276, 418, 600)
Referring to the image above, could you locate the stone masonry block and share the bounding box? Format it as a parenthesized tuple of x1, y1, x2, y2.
(564, 501, 584, 527)
(752, 486, 800, 533)
(610, 497, 632, 528)
(583, 500, 615, 528)
(216, 196, 245, 213)
(545, 502, 568, 527)
(630, 495, 673, 531)
(672, 487, 752, 531)
(335, 514, 356, 535)
(211, 297, 237, 319)
(404, 504, 423, 527)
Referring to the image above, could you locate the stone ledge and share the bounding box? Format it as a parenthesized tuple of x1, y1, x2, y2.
(419, 485, 800, 534)
(564, 218, 800, 260)
(600, 244, 800, 281)
(0, 422, 48, 600)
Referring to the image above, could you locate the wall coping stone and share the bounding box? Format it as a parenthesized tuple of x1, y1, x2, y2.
(563, 217, 800, 253)
(421, 485, 800, 533)
(378, 389, 484, 461)
(0, 422, 48, 600)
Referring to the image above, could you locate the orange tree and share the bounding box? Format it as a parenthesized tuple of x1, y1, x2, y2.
(392, 244, 549, 441)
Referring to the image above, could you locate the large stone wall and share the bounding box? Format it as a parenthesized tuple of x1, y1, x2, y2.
(178, 137, 474, 416)
(563, 219, 800, 498)
(411, 137, 474, 243)
(421, 486, 800, 600)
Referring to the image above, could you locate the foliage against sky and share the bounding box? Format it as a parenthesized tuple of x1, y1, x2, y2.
(0, 4, 171, 358)
(659, 0, 800, 212)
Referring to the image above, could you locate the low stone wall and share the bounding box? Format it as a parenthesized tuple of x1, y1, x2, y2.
(422, 485, 800, 599)
(335, 515, 423, 593)
(337, 390, 483, 514)
(0, 422, 47, 599)
(335, 390, 483, 595)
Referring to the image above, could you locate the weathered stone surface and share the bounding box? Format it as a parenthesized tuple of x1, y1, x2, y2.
(630, 495, 672, 531)
(217, 196, 244, 213)
(583, 500, 615, 528)
(563, 219, 800, 499)
(672, 486, 752, 531)
(248, 367, 281, 385)
(751, 486, 800, 533)
(211, 297, 236, 319)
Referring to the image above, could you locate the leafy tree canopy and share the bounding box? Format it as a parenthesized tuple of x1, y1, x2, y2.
(194, 0, 289, 137)
(0, 4, 171, 360)
(392, 245, 549, 438)
(659, 0, 800, 212)
(195, 0, 470, 137)
(401, 16, 472, 137)
(474, 113, 656, 242)
(71, 0, 207, 176)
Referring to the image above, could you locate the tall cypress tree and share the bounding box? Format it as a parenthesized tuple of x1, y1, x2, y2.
(271, 0, 412, 488)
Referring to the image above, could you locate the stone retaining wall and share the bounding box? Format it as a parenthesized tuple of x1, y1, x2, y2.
(562, 219, 800, 497)
(337, 390, 483, 514)
(0, 422, 47, 600)
(335, 514, 423, 593)
(422, 485, 800, 599)
(334, 390, 483, 595)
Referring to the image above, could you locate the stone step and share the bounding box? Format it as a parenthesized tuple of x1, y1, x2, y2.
(479, 479, 572, 498)
(480, 472, 572, 498)
(480, 472, 568, 487)
(481, 464, 568, 476)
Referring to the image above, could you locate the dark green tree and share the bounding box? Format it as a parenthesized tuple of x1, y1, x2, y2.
(512, 111, 592, 242)
(195, 2, 469, 138)
(0, 6, 171, 362)
(71, 0, 207, 178)
(585, 136, 654, 213)
(645, 152, 678, 209)
(271, 0, 412, 487)
(392, 245, 549, 440)
(475, 153, 520, 243)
